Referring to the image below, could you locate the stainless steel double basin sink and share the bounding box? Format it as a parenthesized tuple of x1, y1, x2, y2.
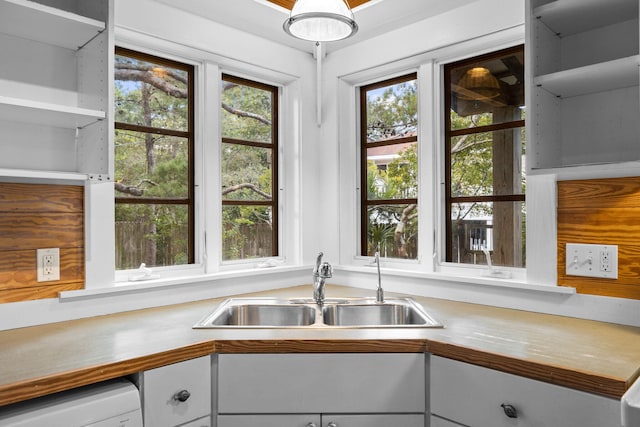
(193, 297, 443, 329)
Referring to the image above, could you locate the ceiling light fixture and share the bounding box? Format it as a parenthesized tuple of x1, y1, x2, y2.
(283, 0, 358, 42)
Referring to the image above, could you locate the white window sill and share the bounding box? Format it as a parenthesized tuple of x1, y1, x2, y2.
(59, 264, 311, 301)
(336, 265, 576, 295)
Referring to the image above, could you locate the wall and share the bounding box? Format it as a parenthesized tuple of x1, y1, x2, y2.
(558, 177, 640, 299)
(2, 0, 640, 330)
(0, 184, 84, 303)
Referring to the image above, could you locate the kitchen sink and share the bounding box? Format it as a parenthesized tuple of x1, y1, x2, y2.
(197, 300, 317, 327)
(322, 300, 441, 327)
(193, 297, 443, 329)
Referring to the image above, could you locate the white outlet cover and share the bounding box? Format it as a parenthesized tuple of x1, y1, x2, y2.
(36, 248, 60, 282)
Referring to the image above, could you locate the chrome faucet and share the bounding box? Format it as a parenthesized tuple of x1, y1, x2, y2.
(374, 251, 384, 303)
(313, 252, 333, 305)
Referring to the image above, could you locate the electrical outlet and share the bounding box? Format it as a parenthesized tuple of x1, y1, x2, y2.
(37, 248, 60, 282)
(566, 243, 617, 279)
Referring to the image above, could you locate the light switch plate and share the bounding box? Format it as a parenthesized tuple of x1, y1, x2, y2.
(566, 243, 618, 279)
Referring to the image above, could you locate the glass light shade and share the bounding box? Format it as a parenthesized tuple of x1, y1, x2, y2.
(457, 67, 501, 100)
(283, 0, 358, 42)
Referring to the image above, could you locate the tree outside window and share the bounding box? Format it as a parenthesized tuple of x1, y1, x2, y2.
(114, 48, 194, 270)
(221, 75, 278, 261)
(360, 73, 418, 259)
(445, 45, 526, 268)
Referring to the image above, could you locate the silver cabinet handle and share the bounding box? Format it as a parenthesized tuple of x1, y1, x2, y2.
(172, 389, 191, 402)
(327, 423, 337, 427)
(306, 423, 316, 427)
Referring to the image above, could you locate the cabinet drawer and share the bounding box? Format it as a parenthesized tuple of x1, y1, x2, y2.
(140, 356, 211, 427)
(431, 356, 621, 427)
(218, 353, 425, 413)
(218, 414, 320, 427)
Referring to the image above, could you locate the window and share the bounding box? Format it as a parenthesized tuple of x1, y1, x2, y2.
(114, 48, 194, 269)
(221, 74, 279, 260)
(360, 73, 418, 259)
(444, 45, 525, 268)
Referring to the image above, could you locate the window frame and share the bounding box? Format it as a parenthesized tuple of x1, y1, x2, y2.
(114, 46, 196, 268)
(221, 73, 280, 260)
(359, 72, 419, 258)
(443, 44, 526, 267)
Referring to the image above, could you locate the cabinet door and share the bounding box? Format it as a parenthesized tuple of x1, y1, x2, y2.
(323, 414, 424, 427)
(218, 353, 425, 414)
(431, 356, 621, 427)
(140, 356, 211, 427)
(430, 415, 466, 427)
(218, 414, 320, 427)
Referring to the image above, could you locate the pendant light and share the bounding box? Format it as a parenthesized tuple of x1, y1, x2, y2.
(283, 0, 358, 42)
(457, 67, 501, 100)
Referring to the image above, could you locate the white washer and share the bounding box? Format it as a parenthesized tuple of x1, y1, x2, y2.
(0, 379, 142, 427)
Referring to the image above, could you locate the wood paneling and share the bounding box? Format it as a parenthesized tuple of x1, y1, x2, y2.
(268, 0, 369, 10)
(557, 177, 640, 299)
(0, 183, 84, 303)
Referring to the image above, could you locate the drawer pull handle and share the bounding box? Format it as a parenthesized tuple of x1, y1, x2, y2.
(501, 403, 518, 418)
(173, 389, 191, 402)
(327, 423, 337, 427)
(306, 424, 316, 427)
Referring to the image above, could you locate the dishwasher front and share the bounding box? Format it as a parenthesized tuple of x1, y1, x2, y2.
(0, 378, 142, 427)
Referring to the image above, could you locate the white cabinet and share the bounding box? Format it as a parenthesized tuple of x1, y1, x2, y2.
(137, 356, 211, 427)
(526, 0, 640, 171)
(0, 0, 113, 182)
(430, 355, 622, 427)
(216, 353, 425, 425)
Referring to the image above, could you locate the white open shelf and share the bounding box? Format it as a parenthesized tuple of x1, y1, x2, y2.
(0, 168, 90, 182)
(0, 96, 105, 128)
(0, 0, 105, 50)
(534, 55, 640, 98)
(534, 0, 638, 37)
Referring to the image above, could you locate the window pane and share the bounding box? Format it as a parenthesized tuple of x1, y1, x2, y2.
(222, 143, 272, 201)
(221, 81, 273, 143)
(450, 128, 525, 197)
(115, 204, 189, 269)
(115, 55, 189, 131)
(449, 49, 524, 131)
(115, 129, 189, 199)
(223, 206, 273, 260)
(365, 79, 417, 143)
(365, 204, 417, 259)
(450, 201, 525, 267)
(366, 142, 417, 200)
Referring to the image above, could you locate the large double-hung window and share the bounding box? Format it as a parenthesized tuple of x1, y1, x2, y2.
(444, 45, 525, 268)
(357, 45, 525, 270)
(114, 48, 194, 270)
(114, 49, 280, 271)
(360, 73, 418, 259)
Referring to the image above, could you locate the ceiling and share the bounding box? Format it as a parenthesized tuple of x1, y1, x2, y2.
(152, 0, 480, 53)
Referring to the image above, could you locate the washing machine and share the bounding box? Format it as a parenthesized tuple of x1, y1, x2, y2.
(0, 378, 142, 426)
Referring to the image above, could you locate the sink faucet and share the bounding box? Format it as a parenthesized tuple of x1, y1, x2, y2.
(374, 251, 384, 303)
(313, 252, 333, 305)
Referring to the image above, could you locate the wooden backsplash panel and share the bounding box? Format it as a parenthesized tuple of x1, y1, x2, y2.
(558, 177, 640, 299)
(0, 184, 84, 303)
